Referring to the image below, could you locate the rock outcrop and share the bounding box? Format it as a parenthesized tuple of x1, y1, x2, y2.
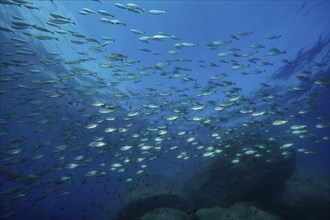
(272, 173, 330, 220)
(116, 174, 191, 220)
(187, 134, 296, 208)
(196, 202, 282, 220)
(141, 208, 195, 220)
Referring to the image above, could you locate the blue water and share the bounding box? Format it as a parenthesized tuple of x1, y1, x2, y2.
(0, 0, 329, 219)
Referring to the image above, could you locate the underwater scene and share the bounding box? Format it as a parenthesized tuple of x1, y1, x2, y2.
(0, 0, 329, 219)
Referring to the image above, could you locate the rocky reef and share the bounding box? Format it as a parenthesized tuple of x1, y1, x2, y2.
(115, 134, 329, 220)
(140, 208, 195, 220)
(186, 134, 296, 208)
(271, 173, 330, 220)
(196, 202, 282, 220)
(116, 175, 191, 220)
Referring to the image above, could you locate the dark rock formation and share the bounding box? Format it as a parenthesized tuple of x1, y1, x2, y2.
(115, 133, 299, 219)
(186, 134, 296, 208)
(116, 174, 191, 220)
(141, 208, 196, 220)
(272, 173, 330, 220)
(196, 202, 283, 220)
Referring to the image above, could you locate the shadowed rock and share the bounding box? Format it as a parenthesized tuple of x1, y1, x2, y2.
(141, 207, 196, 220)
(117, 174, 191, 220)
(272, 173, 330, 220)
(186, 133, 296, 208)
(196, 202, 283, 220)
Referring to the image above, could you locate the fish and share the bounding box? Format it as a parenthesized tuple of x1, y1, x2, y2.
(168, 50, 181, 55)
(82, 8, 96, 14)
(11, 21, 33, 27)
(256, 61, 273, 66)
(218, 51, 234, 57)
(54, 29, 70, 34)
(100, 18, 126, 26)
(97, 10, 114, 17)
(289, 86, 309, 92)
(49, 13, 71, 20)
(175, 42, 198, 48)
(0, 0, 21, 5)
(0, 25, 14, 33)
(32, 25, 54, 34)
(79, 10, 90, 15)
(49, 18, 76, 25)
(230, 35, 239, 40)
(267, 48, 286, 56)
(241, 51, 258, 57)
(92, 0, 103, 4)
(316, 123, 330, 129)
(35, 35, 59, 41)
(314, 79, 330, 88)
(272, 119, 289, 125)
(149, 10, 166, 15)
(152, 34, 170, 40)
(237, 31, 253, 36)
(250, 44, 265, 49)
(130, 29, 145, 34)
(139, 36, 152, 43)
(266, 34, 281, 39)
(232, 64, 249, 70)
(114, 3, 127, 10)
(127, 3, 144, 13)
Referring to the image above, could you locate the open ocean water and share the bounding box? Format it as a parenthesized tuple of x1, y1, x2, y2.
(0, 0, 329, 219)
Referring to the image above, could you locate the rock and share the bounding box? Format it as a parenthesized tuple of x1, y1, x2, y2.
(273, 173, 330, 220)
(116, 174, 191, 220)
(196, 207, 224, 220)
(196, 202, 282, 220)
(187, 133, 296, 207)
(141, 208, 195, 220)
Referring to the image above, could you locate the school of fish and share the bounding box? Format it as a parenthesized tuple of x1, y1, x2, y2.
(0, 0, 329, 219)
